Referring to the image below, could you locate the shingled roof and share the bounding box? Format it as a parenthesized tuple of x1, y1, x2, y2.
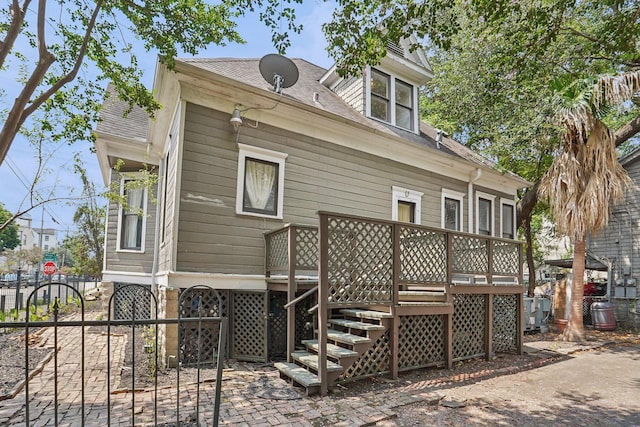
(96, 57, 521, 180)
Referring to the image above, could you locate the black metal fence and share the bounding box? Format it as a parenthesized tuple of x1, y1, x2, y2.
(0, 283, 227, 426)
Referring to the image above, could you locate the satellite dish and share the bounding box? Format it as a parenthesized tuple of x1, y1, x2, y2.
(259, 54, 299, 94)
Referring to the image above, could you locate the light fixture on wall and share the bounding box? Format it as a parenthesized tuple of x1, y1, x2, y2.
(230, 108, 243, 131)
(230, 54, 300, 133)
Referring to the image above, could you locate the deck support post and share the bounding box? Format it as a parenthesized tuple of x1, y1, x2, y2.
(485, 293, 493, 361)
(287, 227, 298, 362)
(318, 214, 329, 396)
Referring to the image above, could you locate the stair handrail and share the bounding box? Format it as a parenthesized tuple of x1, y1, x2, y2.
(284, 285, 318, 309)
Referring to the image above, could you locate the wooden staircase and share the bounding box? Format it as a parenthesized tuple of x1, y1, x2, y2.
(275, 308, 392, 395)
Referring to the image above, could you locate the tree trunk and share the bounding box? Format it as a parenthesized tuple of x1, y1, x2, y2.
(524, 214, 536, 297)
(563, 237, 586, 341)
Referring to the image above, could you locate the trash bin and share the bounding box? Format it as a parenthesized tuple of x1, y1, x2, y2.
(591, 302, 616, 331)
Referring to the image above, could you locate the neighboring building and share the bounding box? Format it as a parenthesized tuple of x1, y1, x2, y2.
(95, 41, 529, 394)
(590, 147, 640, 325)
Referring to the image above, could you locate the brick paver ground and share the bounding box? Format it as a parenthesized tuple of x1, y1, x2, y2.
(3, 315, 628, 426)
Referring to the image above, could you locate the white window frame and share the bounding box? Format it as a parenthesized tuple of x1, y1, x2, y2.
(441, 189, 465, 231)
(236, 143, 288, 220)
(116, 173, 148, 253)
(392, 186, 423, 224)
(476, 191, 496, 237)
(366, 66, 419, 133)
(500, 198, 516, 239)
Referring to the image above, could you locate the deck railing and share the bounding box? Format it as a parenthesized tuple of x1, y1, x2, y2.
(264, 214, 523, 299)
(318, 212, 523, 307)
(264, 225, 319, 278)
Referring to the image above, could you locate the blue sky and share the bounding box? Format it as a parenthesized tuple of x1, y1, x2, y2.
(0, 2, 335, 236)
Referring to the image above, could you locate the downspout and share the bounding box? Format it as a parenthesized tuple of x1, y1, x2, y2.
(468, 168, 482, 233)
(151, 157, 165, 294)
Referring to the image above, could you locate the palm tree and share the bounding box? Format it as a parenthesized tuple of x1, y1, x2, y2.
(539, 71, 640, 341)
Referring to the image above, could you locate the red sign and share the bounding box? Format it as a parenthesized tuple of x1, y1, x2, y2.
(43, 261, 57, 276)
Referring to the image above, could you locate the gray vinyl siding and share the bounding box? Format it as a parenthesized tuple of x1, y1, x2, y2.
(176, 103, 486, 274)
(590, 157, 640, 282)
(104, 170, 157, 274)
(158, 112, 181, 272)
(333, 76, 365, 115)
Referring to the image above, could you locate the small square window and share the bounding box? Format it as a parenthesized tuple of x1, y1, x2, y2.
(236, 144, 288, 219)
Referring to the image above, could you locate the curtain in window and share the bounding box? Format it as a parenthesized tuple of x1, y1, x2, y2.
(123, 187, 143, 248)
(245, 159, 276, 210)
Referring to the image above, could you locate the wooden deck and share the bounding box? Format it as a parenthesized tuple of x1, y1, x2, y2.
(265, 212, 524, 395)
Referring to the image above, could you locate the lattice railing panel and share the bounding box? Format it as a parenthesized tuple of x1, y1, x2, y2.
(493, 294, 518, 353)
(326, 217, 393, 305)
(266, 229, 289, 273)
(178, 288, 228, 365)
(231, 291, 267, 361)
(453, 294, 486, 360)
(342, 331, 390, 379)
(398, 315, 445, 370)
(296, 228, 319, 270)
(268, 291, 287, 360)
(399, 226, 448, 283)
(452, 236, 488, 274)
(493, 241, 520, 276)
(113, 283, 153, 321)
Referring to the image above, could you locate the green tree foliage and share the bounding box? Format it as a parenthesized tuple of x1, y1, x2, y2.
(0, 203, 20, 251)
(0, 0, 303, 165)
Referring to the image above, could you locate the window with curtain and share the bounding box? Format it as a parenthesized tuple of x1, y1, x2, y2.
(120, 181, 145, 250)
(397, 201, 416, 223)
(392, 186, 422, 224)
(243, 158, 278, 215)
(236, 144, 288, 219)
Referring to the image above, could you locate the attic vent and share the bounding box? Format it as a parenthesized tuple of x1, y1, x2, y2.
(386, 41, 405, 58)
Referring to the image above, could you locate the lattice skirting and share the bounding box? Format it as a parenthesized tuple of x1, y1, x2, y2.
(453, 294, 486, 361)
(231, 291, 267, 362)
(341, 331, 390, 380)
(398, 314, 446, 371)
(178, 288, 228, 366)
(113, 283, 153, 320)
(493, 294, 518, 353)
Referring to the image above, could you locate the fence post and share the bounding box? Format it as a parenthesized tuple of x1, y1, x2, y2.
(14, 269, 22, 312)
(1, 295, 5, 312)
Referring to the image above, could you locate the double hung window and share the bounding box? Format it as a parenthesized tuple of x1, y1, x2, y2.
(369, 68, 416, 131)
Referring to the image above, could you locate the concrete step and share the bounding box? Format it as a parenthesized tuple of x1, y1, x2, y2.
(301, 340, 358, 359)
(327, 318, 385, 331)
(398, 290, 447, 302)
(326, 329, 371, 345)
(339, 308, 393, 320)
(274, 362, 320, 395)
(291, 351, 344, 373)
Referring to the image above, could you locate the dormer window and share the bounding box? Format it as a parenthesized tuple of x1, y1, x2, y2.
(368, 68, 416, 132)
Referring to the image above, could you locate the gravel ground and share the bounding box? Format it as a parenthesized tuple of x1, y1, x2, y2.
(0, 328, 52, 398)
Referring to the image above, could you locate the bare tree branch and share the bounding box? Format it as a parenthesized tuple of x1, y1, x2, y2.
(0, 0, 30, 69)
